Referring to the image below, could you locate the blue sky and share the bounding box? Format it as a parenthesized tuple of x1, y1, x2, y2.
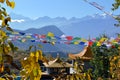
(5, 0, 119, 19)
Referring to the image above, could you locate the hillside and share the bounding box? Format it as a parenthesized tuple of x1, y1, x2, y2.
(23, 25, 64, 36)
(12, 26, 84, 57)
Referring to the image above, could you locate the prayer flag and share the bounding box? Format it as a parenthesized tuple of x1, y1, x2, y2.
(47, 32, 54, 37)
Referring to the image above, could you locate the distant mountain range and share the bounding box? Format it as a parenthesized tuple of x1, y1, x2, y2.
(8, 13, 120, 57)
(9, 13, 120, 38)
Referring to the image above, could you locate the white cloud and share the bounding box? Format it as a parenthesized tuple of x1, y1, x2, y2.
(11, 19, 25, 23)
(0, 19, 25, 25)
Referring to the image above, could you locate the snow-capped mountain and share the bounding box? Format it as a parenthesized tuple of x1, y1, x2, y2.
(9, 13, 120, 38)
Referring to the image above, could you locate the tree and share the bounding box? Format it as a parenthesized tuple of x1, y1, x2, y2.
(0, 1, 48, 80)
(0, 0, 20, 79)
(90, 45, 110, 79)
(90, 42, 120, 80)
(112, 0, 120, 11)
(112, 0, 120, 26)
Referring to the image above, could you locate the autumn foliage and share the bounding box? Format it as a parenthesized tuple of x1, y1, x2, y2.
(0, 0, 120, 80)
(0, 0, 45, 80)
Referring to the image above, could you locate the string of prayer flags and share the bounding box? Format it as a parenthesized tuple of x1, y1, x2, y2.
(5, 31, 120, 48)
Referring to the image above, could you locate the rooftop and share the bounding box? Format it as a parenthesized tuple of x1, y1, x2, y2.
(43, 54, 72, 67)
(68, 46, 93, 60)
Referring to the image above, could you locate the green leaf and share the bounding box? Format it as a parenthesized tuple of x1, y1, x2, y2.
(28, 45, 33, 51)
(6, 27, 13, 32)
(14, 47, 18, 51)
(8, 41, 15, 53)
(1, 7, 7, 16)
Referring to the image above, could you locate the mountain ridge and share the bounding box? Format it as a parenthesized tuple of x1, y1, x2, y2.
(9, 13, 120, 38)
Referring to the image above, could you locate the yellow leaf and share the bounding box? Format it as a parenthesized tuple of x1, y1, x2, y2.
(33, 68, 37, 77)
(0, 30, 7, 37)
(84, 73, 86, 77)
(76, 75, 80, 80)
(2, 17, 11, 27)
(6, 0, 15, 9)
(30, 71, 34, 80)
(12, 73, 17, 78)
(1, 19, 6, 27)
(30, 52, 35, 57)
(0, 55, 2, 62)
(20, 69, 27, 76)
(35, 51, 39, 62)
(36, 51, 39, 58)
(38, 69, 42, 75)
(118, 47, 120, 50)
(87, 74, 91, 80)
(0, 47, 3, 54)
(4, 46, 9, 54)
(6, 0, 11, 7)
(0, 15, 4, 20)
(34, 76, 41, 80)
(113, 56, 117, 60)
(0, 63, 4, 73)
(0, 78, 5, 80)
(20, 69, 29, 80)
(0, 0, 5, 3)
(30, 72, 34, 80)
(10, 1, 15, 9)
(38, 50, 43, 60)
(70, 75, 74, 80)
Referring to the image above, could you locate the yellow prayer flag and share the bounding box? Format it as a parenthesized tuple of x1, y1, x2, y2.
(12, 31, 19, 34)
(99, 37, 107, 42)
(51, 42, 55, 45)
(47, 32, 54, 37)
(74, 41, 79, 45)
(21, 39, 26, 42)
(81, 38, 87, 42)
(97, 42, 101, 46)
(26, 35, 31, 38)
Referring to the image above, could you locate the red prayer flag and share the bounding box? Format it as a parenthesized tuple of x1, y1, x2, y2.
(66, 36, 73, 40)
(40, 35, 46, 38)
(89, 41, 93, 46)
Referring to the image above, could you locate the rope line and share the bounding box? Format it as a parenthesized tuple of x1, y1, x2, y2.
(83, 0, 115, 18)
